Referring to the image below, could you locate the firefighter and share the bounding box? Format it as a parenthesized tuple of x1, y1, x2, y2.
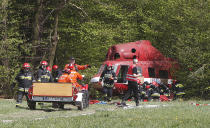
(52, 65, 62, 82)
(57, 68, 71, 83)
(158, 81, 170, 97)
(121, 58, 141, 106)
(67, 65, 89, 108)
(53, 68, 71, 109)
(64, 56, 91, 71)
(57, 66, 85, 109)
(58, 66, 83, 85)
(139, 81, 150, 101)
(99, 63, 117, 102)
(148, 81, 161, 101)
(15, 63, 35, 107)
(66, 65, 83, 87)
(172, 80, 185, 100)
(37, 61, 53, 82)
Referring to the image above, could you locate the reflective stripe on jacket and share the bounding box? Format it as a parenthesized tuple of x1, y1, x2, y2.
(15, 70, 34, 88)
(37, 68, 53, 82)
(126, 65, 138, 82)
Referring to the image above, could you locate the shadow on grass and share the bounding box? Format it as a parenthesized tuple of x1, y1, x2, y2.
(16, 105, 72, 112)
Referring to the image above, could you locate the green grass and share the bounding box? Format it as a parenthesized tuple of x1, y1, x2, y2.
(0, 99, 210, 128)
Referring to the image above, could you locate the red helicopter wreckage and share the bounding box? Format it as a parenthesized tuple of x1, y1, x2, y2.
(90, 40, 179, 100)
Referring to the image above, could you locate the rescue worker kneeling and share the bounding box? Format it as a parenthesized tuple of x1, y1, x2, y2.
(99, 63, 117, 102)
(139, 81, 150, 101)
(15, 63, 35, 107)
(158, 81, 170, 97)
(148, 81, 161, 101)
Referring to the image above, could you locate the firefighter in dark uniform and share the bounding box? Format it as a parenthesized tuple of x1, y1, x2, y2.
(172, 80, 185, 100)
(99, 63, 117, 102)
(52, 65, 63, 82)
(148, 81, 160, 101)
(139, 81, 150, 101)
(121, 58, 140, 106)
(158, 81, 170, 97)
(15, 63, 35, 107)
(37, 61, 53, 82)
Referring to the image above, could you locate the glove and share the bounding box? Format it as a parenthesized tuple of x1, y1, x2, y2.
(87, 65, 91, 68)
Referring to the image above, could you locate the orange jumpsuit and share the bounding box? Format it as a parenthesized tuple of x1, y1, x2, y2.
(57, 73, 69, 83)
(66, 71, 83, 87)
(64, 64, 88, 71)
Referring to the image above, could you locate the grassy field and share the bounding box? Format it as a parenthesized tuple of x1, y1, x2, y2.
(0, 99, 210, 128)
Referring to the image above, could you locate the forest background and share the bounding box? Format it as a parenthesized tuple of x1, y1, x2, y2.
(0, 0, 209, 99)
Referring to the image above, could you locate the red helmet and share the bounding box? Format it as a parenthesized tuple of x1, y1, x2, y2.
(146, 85, 150, 89)
(40, 61, 48, 66)
(68, 65, 74, 70)
(46, 66, 52, 72)
(107, 63, 112, 67)
(52, 65, 58, 70)
(22, 63, 30, 69)
(152, 81, 159, 87)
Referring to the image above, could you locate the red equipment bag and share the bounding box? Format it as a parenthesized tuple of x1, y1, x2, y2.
(89, 100, 100, 104)
(160, 95, 170, 102)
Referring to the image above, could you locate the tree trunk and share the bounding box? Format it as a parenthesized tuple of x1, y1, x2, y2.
(48, 11, 59, 67)
(1, 0, 9, 67)
(32, 0, 43, 65)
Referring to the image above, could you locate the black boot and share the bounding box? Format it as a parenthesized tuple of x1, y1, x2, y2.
(107, 97, 112, 102)
(136, 102, 139, 106)
(136, 100, 139, 106)
(121, 101, 127, 106)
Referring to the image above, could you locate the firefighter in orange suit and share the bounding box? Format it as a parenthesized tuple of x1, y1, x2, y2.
(56, 66, 83, 109)
(58, 66, 83, 87)
(55, 68, 71, 109)
(57, 68, 71, 83)
(64, 56, 91, 72)
(66, 65, 83, 87)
